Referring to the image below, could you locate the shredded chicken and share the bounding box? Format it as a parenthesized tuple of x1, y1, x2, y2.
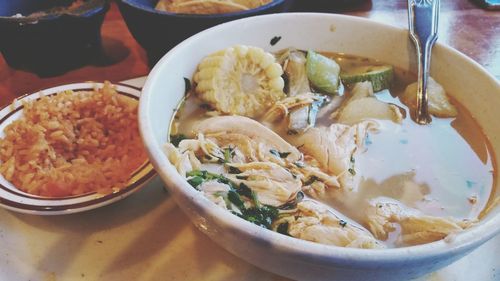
(195, 116, 302, 163)
(204, 132, 259, 163)
(198, 180, 231, 209)
(163, 142, 202, 176)
(297, 121, 378, 190)
(285, 201, 383, 249)
(365, 198, 475, 246)
(265, 49, 329, 133)
(226, 162, 301, 207)
(263, 93, 320, 122)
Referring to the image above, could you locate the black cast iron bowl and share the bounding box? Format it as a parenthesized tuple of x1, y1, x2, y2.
(0, 0, 109, 75)
(117, 0, 290, 65)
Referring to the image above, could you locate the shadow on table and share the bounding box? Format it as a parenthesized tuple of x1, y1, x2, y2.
(102, 200, 291, 281)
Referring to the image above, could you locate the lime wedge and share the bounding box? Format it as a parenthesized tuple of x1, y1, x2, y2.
(340, 65, 394, 92)
(306, 50, 341, 95)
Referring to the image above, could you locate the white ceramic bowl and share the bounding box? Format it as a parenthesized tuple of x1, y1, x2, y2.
(139, 13, 500, 281)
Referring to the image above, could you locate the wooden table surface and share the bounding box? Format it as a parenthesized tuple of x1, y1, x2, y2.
(0, 2, 499, 281)
(1, 0, 499, 105)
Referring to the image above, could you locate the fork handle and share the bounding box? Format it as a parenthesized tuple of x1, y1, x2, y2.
(408, 0, 440, 124)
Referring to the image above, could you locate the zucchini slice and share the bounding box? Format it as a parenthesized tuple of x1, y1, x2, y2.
(340, 65, 394, 92)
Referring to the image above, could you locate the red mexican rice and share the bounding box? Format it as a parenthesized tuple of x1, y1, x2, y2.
(0, 82, 148, 197)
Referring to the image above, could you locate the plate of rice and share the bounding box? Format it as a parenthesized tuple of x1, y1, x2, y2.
(0, 82, 156, 215)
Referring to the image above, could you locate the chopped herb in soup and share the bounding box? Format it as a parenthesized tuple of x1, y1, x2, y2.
(163, 45, 496, 248)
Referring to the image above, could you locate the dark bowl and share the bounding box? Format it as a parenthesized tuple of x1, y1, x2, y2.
(0, 0, 110, 76)
(289, 0, 368, 12)
(117, 0, 290, 65)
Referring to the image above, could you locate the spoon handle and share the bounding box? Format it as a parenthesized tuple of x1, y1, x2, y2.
(408, 0, 440, 124)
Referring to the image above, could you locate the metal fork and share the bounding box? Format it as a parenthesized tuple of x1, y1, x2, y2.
(408, 0, 440, 125)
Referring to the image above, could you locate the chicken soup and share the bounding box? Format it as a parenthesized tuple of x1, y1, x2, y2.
(164, 45, 496, 248)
